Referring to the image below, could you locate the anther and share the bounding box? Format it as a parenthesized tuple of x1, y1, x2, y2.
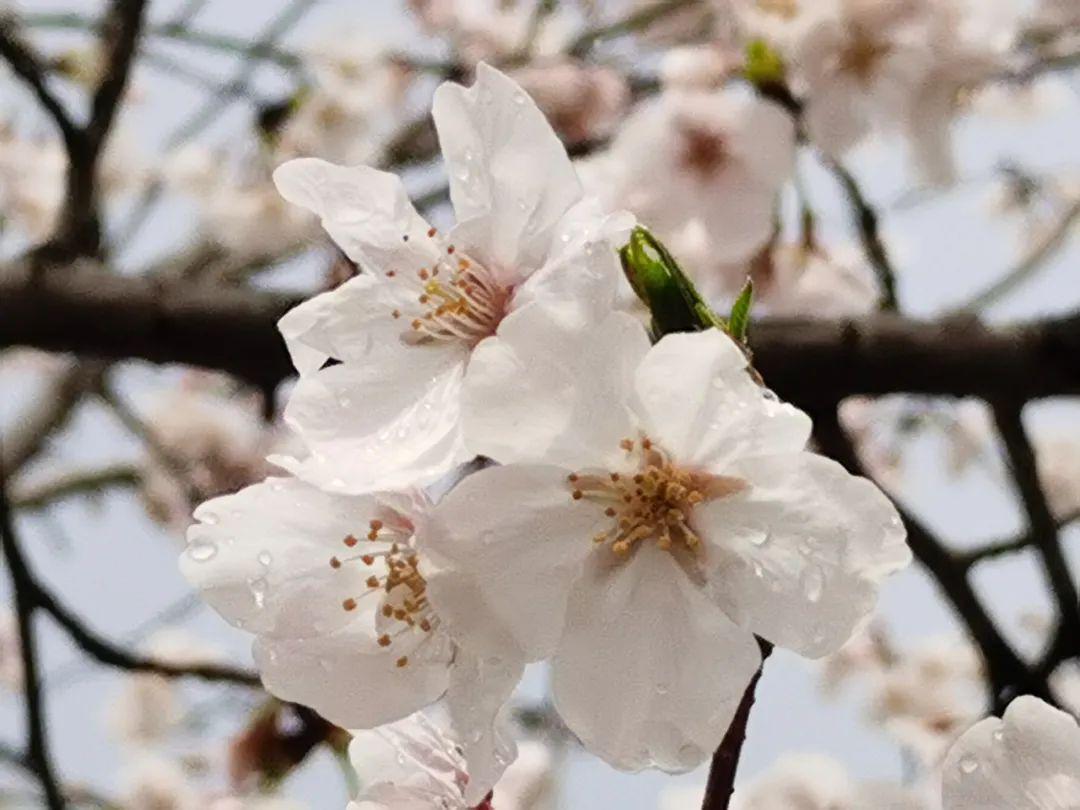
(342, 598, 357, 611)
(344, 535, 359, 548)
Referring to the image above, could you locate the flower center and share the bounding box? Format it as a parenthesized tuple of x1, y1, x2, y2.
(328, 515, 437, 669)
(755, 0, 798, 20)
(568, 437, 746, 560)
(837, 30, 890, 82)
(678, 125, 730, 180)
(389, 228, 510, 348)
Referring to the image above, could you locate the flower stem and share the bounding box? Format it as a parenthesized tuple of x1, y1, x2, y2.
(699, 639, 773, 810)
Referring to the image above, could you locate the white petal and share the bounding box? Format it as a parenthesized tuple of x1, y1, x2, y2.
(632, 329, 811, 467)
(432, 63, 582, 276)
(446, 649, 524, 805)
(552, 544, 762, 772)
(423, 464, 605, 659)
(182, 477, 383, 638)
(463, 306, 649, 469)
(697, 452, 910, 658)
(273, 158, 440, 272)
(277, 273, 421, 376)
(803, 78, 871, 158)
(253, 630, 452, 729)
(280, 345, 469, 493)
(943, 696, 1080, 810)
(511, 196, 632, 324)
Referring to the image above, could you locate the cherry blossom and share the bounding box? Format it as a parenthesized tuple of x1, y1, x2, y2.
(580, 85, 795, 281)
(422, 310, 910, 772)
(271, 64, 631, 495)
(942, 696, 1080, 809)
(181, 477, 520, 804)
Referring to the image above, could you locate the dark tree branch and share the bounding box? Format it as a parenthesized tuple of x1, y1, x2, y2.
(0, 466, 65, 809)
(826, 160, 900, 311)
(4, 262, 1080, 402)
(700, 640, 772, 810)
(993, 402, 1080, 661)
(809, 404, 1051, 712)
(38, 588, 261, 687)
(0, 15, 80, 150)
(1, 362, 106, 475)
(49, 0, 149, 259)
(959, 510, 1080, 570)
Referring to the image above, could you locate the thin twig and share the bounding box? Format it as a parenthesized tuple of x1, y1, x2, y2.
(568, 0, 701, 57)
(959, 509, 1080, 570)
(11, 464, 141, 512)
(992, 401, 1080, 660)
(962, 196, 1080, 312)
(700, 640, 772, 810)
(0, 460, 65, 809)
(826, 160, 901, 311)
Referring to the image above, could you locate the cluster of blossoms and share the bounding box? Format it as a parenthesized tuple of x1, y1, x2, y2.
(183, 63, 913, 805)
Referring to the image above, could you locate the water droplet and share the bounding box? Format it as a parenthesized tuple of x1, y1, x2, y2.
(463, 148, 474, 162)
(656, 683, 670, 696)
(751, 560, 764, 579)
(257, 550, 272, 567)
(270, 482, 284, 492)
(513, 92, 526, 105)
(249, 577, 267, 608)
(959, 755, 978, 774)
(517, 198, 528, 212)
(750, 531, 769, 547)
(201, 512, 219, 526)
(188, 541, 217, 562)
(331, 477, 346, 490)
(456, 167, 470, 182)
(338, 394, 352, 408)
(801, 566, 825, 603)
(678, 743, 703, 766)
(992, 728, 1004, 743)
(560, 232, 571, 243)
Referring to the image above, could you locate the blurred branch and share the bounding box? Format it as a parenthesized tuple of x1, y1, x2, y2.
(993, 402, 1080, 661)
(5, 262, 1080, 401)
(809, 404, 1052, 712)
(825, 160, 901, 311)
(568, 0, 701, 57)
(0, 14, 79, 150)
(959, 509, 1080, 570)
(0, 468, 66, 809)
(11, 464, 141, 512)
(700, 640, 772, 810)
(961, 195, 1080, 312)
(22, 10, 303, 68)
(1, 362, 107, 475)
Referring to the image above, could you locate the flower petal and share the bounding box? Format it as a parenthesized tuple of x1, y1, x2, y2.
(551, 544, 762, 772)
(632, 329, 811, 467)
(181, 476, 383, 638)
(942, 696, 1080, 810)
(278, 345, 469, 493)
(277, 273, 422, 376)
(254, 630, 452, 729)
(447, 649, 524, 805)
(697, 452, 910, 658)
(273, 158, 440, 272)
(423, 464, 606, 659)
(432, 63, 582, 276)
(462, 306, 649, 469)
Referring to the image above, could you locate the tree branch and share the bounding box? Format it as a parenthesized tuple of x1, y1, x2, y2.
(993, 401, 1080, 660)
(7, 262, 1080, 401)
(11, 464, 141, 512)
(0, 15, 80, 151)
(809, 404, 1051, 711)
(700, 640, 772, 810)
(0, 467, 65, 809)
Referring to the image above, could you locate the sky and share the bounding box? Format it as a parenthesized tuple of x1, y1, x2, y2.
(2, 0, 1080, 808)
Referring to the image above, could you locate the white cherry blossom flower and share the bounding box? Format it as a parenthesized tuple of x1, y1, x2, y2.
(582, 86, 795, 273)
(942, 696, 1080, 809)
(182, 478, 520, 804)
(733, 752, 926, 810)
(756, 243, 880, 317)
(272, 64, 631, 495)
(422, 310, 910, 772)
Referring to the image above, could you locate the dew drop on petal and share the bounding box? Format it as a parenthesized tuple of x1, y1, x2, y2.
(959, 755, 979, 774)
(257, 550, 273, 568)
(677, 743, 703, 767)
(249, 577, 267, 609)
(188, 541, 217, 562)
(801, 565, 825, 603)
(750, 531, 769, 547)
(513, 92, 526, 105)
(751, 560, 764, 579)
(992, 728, 1005, 743)
(201, 512, 219, 526)
(331, 477, 346, 490)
